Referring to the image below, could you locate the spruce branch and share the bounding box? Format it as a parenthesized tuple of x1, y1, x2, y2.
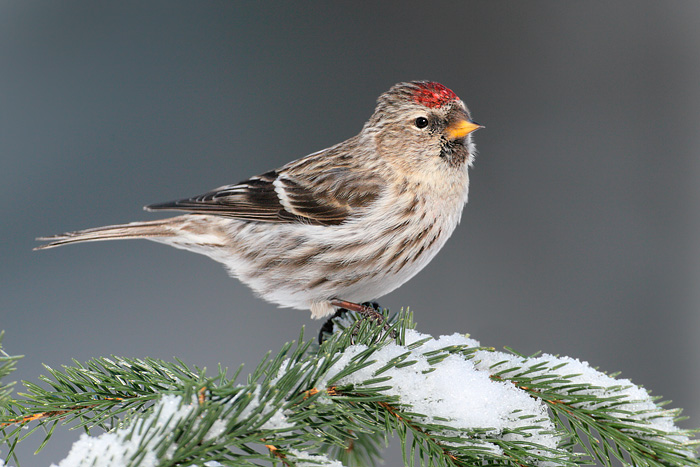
(1, 312, 698, 467)
(0, 332, 21, 410)
(0, 331, 24, 466)
(481, 354, 698, 467)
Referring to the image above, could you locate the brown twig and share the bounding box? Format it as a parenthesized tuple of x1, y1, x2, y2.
(1, 396, 130, 427)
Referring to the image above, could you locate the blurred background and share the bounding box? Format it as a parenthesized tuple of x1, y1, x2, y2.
(2, 1, 699, 464)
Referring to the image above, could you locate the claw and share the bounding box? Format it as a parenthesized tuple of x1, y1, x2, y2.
(328, 299, 396, 340)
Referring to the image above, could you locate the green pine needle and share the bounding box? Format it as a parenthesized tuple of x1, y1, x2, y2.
(0, 312, 697, 467)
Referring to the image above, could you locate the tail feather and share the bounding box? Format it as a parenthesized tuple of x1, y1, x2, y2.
(34, 219, 176, 251)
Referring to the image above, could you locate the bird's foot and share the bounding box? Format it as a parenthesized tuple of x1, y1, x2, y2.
(322, 299, 395, 342)
(318, 308, 350, 344)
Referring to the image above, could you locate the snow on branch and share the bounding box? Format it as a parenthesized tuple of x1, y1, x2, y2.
(1, 312, 698, 467)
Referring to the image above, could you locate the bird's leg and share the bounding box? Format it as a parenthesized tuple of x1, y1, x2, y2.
(329, 299, 396, 339)
(330, 299, 384, 322)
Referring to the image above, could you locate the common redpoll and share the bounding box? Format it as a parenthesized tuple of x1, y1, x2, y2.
(36, 81, 482, 319)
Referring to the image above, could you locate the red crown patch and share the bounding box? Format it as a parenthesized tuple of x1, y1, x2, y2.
(412, 82, 458, 108)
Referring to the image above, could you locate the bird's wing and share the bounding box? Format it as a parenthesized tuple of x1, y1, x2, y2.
(145, 167, 383, 226)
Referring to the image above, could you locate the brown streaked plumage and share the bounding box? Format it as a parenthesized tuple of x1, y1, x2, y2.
(36, 81, 482, 318)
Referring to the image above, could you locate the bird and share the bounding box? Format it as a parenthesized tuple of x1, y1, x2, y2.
(36, 81, 482, 319)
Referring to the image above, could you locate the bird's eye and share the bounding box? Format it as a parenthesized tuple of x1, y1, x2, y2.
(414, 117, 429, 129)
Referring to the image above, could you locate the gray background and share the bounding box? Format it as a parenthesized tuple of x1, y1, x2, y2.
(2, 1, 700, 465)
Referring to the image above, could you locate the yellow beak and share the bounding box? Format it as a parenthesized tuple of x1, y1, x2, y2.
(445, 119, 483, 139)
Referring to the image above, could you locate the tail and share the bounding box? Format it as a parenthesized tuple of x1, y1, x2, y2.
(34, 218, 179, 251)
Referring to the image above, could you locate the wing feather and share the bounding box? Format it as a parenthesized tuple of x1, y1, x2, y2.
(146, 158, 383, 226)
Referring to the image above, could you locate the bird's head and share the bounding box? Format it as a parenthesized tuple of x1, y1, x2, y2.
(366, 81, 482, 170)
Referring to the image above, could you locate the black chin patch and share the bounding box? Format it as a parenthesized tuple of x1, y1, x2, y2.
(440, 139, 468, 166)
